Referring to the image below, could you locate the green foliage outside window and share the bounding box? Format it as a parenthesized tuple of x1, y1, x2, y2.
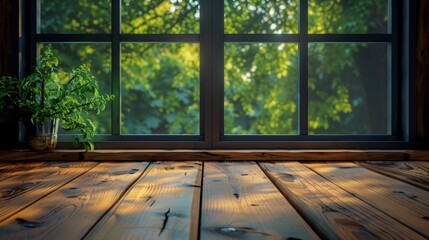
(39, 0, 389, 136)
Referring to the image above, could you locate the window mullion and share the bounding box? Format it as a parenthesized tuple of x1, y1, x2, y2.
(299, 0, 309, 136)
(30, 0, 38, 69)
(200, 0, 213, 146)
(211, 0, 223, 146)
(390, 0, 399, 136)
(111, 0, 121, 136)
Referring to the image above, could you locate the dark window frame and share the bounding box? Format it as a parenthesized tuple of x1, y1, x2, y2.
(24, 0, 417, 149)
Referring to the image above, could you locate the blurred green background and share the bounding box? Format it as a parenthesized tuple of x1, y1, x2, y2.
(39, 0, 389, 135)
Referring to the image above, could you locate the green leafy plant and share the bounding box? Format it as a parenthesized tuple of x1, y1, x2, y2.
(0, 76, 22, 122)
(0, 45, 113, 151)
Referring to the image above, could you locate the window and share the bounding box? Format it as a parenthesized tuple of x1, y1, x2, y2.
(29, 0, 414, 149)
(34, 0, 205, 147)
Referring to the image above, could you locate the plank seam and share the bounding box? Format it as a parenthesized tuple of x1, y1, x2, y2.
(0, 161, 47, 183)
(303, 163, 427, 238)
(256, 162, 326, 240)
(197, 161, 204, 240)
(355, 161, 429, 191)
(0, 162, 100, 224)
(81, 161, 152, 239)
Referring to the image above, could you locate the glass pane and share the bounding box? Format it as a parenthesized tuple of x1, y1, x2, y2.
(224, 43, 299, 134)
(39, 43, 112, 134)
(121, 43, 200, 134)
(39, 0, 111, 33)
(308, 43, 389, 134)
(308, 0, 388, 34)
(224, 0, 299, 34)
(122, 0, 200, 34)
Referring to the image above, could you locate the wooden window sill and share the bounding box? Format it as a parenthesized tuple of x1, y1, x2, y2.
(0, 150, 428, 161)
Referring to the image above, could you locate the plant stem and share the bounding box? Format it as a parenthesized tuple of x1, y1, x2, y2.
(53, 82, 90, 106)
(66, 75, 78, 85)
(49, 101, 94, 117)
(40, 73, 45, 110)
(69, 82, 90, 95)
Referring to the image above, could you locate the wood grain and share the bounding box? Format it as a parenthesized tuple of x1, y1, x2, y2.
(0, 162, 148, 239)
(410, 151, 429, 161)
(306, 162, 429, 238)
(412, 161, 429, 169)
(0, 162, 45, 182)
(83, 150, 411, 161)
(85, 161, 202, 240)
(357, 161, 429, 191)
(3, 150, 429, 161)
(0, 151, 82, 161)
(201, 161, 319, 240)
(0, 161, 97, 222)
(260, 162, 425, 240)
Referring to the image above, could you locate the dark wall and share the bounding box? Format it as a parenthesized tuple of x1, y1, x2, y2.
(0, 0, 19, 149)
(417, 0, 429, 149)
(0, 0, 15, 75)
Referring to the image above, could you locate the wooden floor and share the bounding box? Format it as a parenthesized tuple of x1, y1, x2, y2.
(0, 161, 428, 239)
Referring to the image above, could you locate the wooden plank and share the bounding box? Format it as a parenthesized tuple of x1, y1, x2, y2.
(83, 150, 411, 161)
(0, 162, 149, 239)
(413, 161, 429, 169)
(260, 162, 425, 240)
(201, 161, 319, 240)
(358, 161, 429, 191)
(0, 150, 82, 161)
(306, 162, 429, 238)
(85, 161, 202, 240)
(0, 162, 45, 182)
(410, 151, 429, 161)
(2, 150, 426, 161)
(0, 161, 97, 222)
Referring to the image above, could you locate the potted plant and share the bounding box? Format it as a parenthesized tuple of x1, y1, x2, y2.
(0, 45, 113, 151)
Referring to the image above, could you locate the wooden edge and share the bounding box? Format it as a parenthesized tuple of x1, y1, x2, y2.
(355, 161, 429, 191)
(0, 150, 428, 161)
(409, 150, 429, 160)
(190, 162, 202, 240)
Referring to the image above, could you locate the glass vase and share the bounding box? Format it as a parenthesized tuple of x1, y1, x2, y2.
(28, 118, 60, 151)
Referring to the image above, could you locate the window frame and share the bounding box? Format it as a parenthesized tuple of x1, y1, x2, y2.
(29, 0, 213, 148)
(214, 0, 408, 149)
(25, 0, 417, 149)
